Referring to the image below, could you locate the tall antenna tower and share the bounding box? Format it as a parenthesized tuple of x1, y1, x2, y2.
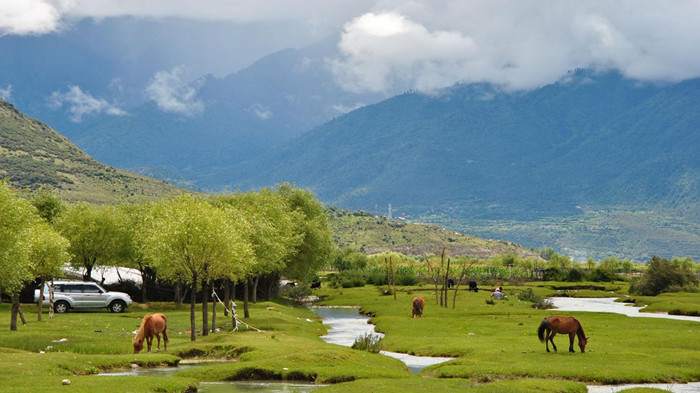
(388, 204, 392, 219)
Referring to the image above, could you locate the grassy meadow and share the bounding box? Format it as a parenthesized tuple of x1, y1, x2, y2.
(0, 282, 698, 393)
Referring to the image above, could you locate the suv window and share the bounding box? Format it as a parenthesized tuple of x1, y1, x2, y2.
(63, 284, 84, 293)
(82, 285, 102, 293)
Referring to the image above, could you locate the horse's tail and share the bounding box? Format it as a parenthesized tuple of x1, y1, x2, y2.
(537, 318, 549, 342)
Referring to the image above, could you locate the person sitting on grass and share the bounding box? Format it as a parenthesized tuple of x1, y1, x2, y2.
(491, 288, 508, 300)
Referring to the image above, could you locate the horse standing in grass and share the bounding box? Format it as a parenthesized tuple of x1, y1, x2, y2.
(538, 316, 588, 353)
(412, 296, 425, 318)
(133, 313, 168, 354)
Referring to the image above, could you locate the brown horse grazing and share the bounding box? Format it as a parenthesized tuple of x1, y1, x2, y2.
(133, 313, 168, 354)
(412, 296, 425, 318)
(538, 316, 588, 353)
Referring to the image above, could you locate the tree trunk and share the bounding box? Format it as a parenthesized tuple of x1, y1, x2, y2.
(37, 276, 45, 321)
(174, 281, 182, 305)
(212, 294, 217, 333)
(10, 295, 20, 331)
(231, 299, 237, 330)
(140, 270, 148, 303)
(252, 276, 259, 303)
(190, 275, 197, 341)
(243, 279, 250, 318)
(223, 280, 230, 317)
(202, 279, 209, 336)
(49, 280, 54, 319)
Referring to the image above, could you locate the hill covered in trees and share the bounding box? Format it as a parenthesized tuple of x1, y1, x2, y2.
(0, 99, 180, 203)
(224, 71, 700, 260)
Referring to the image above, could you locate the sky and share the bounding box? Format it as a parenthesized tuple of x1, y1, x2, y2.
(3, 0, 700, 97)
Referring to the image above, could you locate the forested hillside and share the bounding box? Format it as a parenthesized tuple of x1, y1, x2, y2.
(225, 71, 700, 260)
(0, 99, 180, 203)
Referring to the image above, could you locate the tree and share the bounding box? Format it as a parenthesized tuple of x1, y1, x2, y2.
(31, 186, 63, 224)
(28, 222, 70, 321)
(276, 183, 334, 281)
(214, 189, 302, 305)
(54, 203, 129, 281)
(120, 202, 157, 303)
(0, 181, 40, 330)
(141, 194, 252, 341)
(630, 256, 699, 296)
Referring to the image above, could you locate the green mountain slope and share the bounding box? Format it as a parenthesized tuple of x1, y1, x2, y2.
(329, 208, 541, 259)
(0, 99, 180, 203)
(225, 71, 700, 260)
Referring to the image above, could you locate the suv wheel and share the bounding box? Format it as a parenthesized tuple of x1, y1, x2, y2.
(54, 300, 69, 313)
(109, 300, 126, 313)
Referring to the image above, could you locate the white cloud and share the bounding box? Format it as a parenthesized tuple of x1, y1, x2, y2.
(330, 12, 477, 93)
(5, 1, 700, 94)
(145, 66, 204, 116)
(0, 0, 70, 36)
(330, 1, 700, 93)
(0, 84, 11, 100)
(249, 104, 272, 120)
(49, 85, 126, 122)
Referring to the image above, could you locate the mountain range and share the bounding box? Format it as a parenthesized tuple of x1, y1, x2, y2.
(2, 29, 700, 260)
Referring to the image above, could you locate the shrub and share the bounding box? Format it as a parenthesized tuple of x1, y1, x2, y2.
(588, 267, 615, 282)
(280, 284, 312, 303)
(394, 273, 418, 286)
(629, 256, 699, 296)
(351, 333, 383, 353)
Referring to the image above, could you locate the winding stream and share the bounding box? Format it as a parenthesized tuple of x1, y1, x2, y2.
(99, 297, 700, 392)
(312, 307, 454, 373)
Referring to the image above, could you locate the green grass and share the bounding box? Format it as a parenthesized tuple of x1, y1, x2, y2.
(1, 282, 699, 392)
(316, 285, 700, 383)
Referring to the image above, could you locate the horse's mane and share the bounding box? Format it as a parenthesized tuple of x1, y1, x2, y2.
(575, 319, 586, 339)
(133, 314, 152, 344)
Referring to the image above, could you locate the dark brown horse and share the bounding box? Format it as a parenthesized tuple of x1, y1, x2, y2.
(538, 316, 588, 353)
(412, 296, 425, 318)
(133, 313, 168, 354)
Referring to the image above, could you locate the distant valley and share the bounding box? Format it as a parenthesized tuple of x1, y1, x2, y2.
(2, 27, 700, 261)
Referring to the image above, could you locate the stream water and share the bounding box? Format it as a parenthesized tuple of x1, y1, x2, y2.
(549, 296, 700, 393)
(99, 297, 700, 392)
(312, 306, 454, 373)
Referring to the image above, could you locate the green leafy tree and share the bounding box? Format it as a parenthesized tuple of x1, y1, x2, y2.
(54, 203, 130, 281)
(28, 222, 70, 320)
(630, 256, 699, 296)
(332, 248, 368, 271)
(214, 189, 302, 306)
(276, 183, 335, 281)
(141, 194, 252, 341)
(31, 186, 63, 223)
(0, 181, 40, 330)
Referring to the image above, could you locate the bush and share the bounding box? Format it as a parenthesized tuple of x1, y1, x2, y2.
(566, 268, 584, 282)
(351, 333, 383, 353)
(588, 267, 615, 282)
(629, 256, 699, 296)
(279, 284, 312, 303)
(394, 273, 418, 286)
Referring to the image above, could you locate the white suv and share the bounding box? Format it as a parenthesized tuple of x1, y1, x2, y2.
(34, 281, 133, 313)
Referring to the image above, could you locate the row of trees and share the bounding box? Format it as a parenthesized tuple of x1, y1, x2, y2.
(0, 181, 334, 337)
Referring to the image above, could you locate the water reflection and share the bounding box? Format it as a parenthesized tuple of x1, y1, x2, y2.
(200, 381, 320, 393)
(312, 306, 454, 372)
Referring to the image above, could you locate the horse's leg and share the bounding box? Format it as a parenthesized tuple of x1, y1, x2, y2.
(547, 331, 557, 352)
(155, 334, 161, 351)
(568, 332, 575, 352)
(163, 330, 168, 351)
(146, 336, 153, 352)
